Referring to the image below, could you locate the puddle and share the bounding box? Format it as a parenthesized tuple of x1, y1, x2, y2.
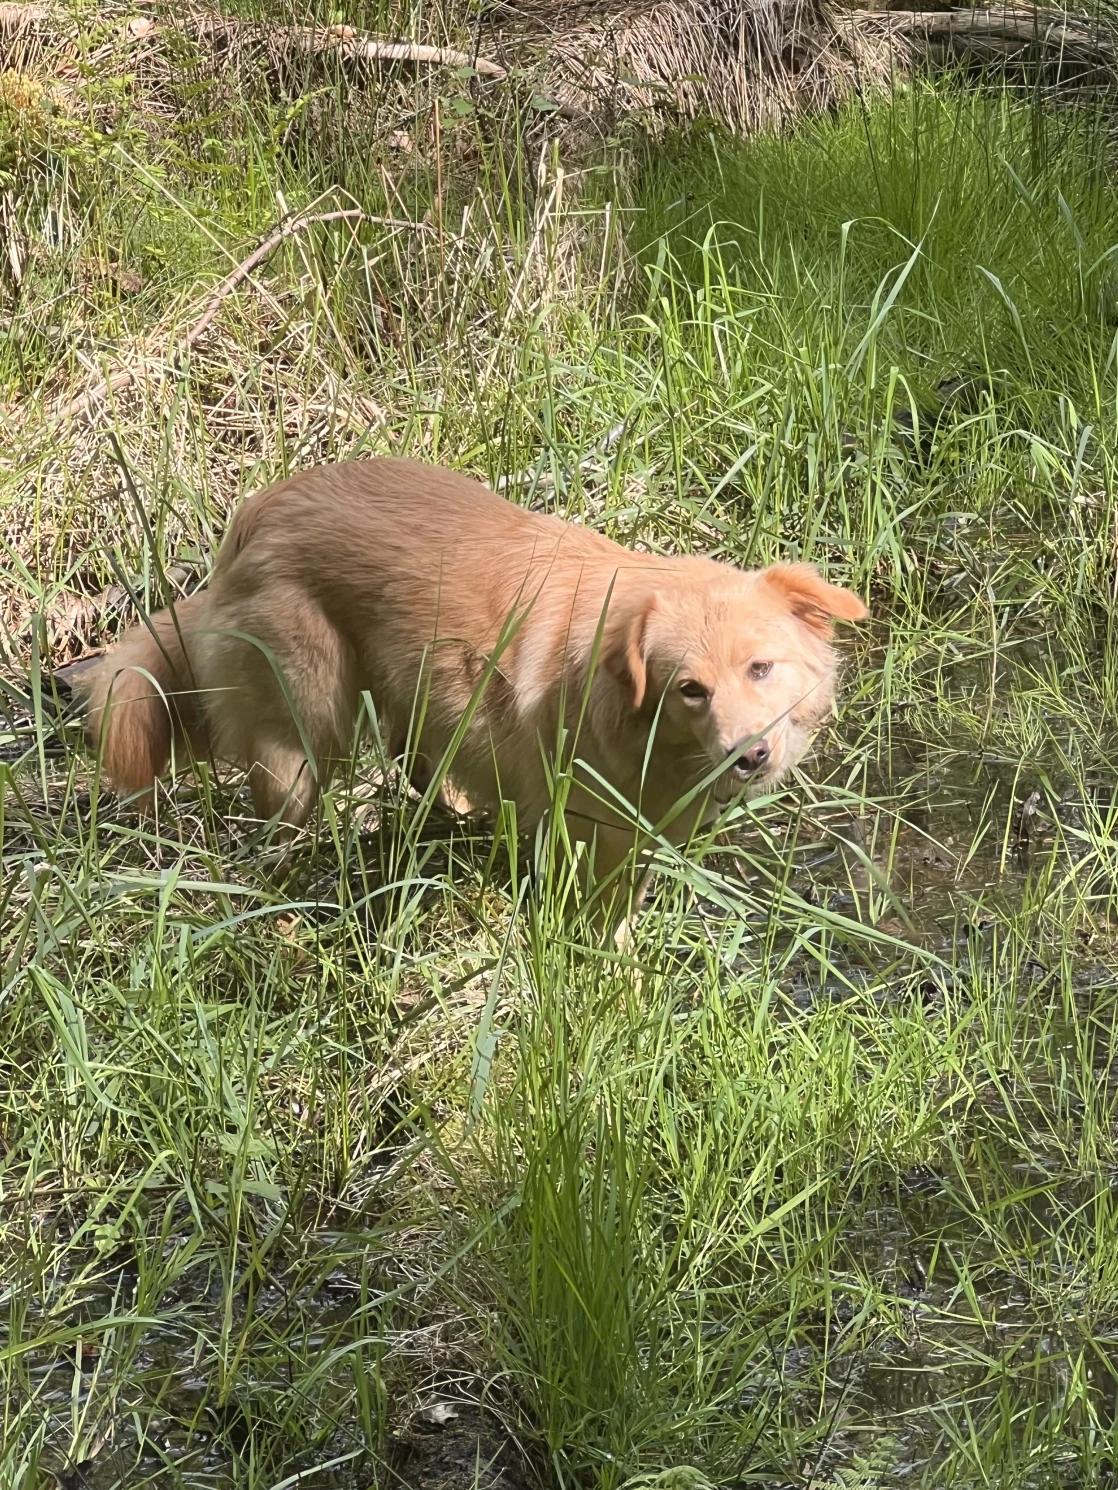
(720, 708, 1115, 952)
(679, 672, 1118, 1476)
(846, 1156, 1118, 1474)
(13, 1234, 537, 1490)
(388, 1407, 534, 1490)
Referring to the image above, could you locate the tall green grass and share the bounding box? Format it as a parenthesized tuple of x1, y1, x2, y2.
(634, 84, 1118, 420)
(5, 28, 1118, 1489)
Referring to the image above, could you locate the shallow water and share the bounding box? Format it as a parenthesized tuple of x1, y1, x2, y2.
(737, 712, 1118, 1479)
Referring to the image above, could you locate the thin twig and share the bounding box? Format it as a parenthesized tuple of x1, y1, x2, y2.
(184, 207, 366, 349)
(51, 367, 137, 424)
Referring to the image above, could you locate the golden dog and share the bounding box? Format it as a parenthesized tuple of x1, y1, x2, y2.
(84, 458, 867, 916)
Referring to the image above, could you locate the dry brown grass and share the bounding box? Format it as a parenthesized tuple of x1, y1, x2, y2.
(494, 0, 903, 134)
(1, 0, 903, 139)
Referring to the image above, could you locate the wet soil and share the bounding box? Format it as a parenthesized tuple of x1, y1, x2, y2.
(388, 1407, 536, 1490)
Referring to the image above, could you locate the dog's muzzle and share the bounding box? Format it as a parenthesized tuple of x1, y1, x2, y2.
(732, 739, 770, 780)
(712, 738, 771, 801)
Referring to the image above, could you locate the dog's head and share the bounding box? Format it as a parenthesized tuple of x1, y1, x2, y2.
(605, 561, 868, 795)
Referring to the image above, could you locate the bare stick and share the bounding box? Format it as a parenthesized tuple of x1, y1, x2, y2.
(183, 207, 367, 349)
(287, 24, 507, 80)
(51, 367, 138, 425)
(849, 6, 1118, 64)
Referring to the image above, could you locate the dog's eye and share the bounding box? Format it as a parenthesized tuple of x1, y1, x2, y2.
(749, 661, 773, 680)
(679, 680, 710, 703)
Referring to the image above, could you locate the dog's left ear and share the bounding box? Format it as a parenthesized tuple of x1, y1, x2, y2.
(603, 593, 656, 710)
(762, 563, 868, 635)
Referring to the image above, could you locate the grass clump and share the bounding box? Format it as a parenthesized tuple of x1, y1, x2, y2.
(634, 83, 1118, 420)
(4, 14, 1118, 1489)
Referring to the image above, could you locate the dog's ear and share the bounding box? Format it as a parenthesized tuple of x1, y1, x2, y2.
(762, 563, 868, 636)
(603, 592, 656, 710)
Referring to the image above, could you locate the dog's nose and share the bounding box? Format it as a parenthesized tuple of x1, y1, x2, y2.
(734, 739, 770, 775)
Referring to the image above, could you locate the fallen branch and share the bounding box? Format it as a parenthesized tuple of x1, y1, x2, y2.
(851, 5, 1118, 68)
(0, 5, 508, 79)
(49, 208, 422, 423)
(51, 366, 136, 424)
(184, 207, 367, 349)
(279, 23, 507, 81)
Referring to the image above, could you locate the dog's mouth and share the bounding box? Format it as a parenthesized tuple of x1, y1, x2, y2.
(713, 769, 765, 803)
(711, 753, 782, 802)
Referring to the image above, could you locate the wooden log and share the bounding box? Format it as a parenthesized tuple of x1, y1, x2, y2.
(849, 5, 1118, 72)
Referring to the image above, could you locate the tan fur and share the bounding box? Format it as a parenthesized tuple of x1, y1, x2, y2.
(84, 593, 208, 796)
(83, 458, 867, 914)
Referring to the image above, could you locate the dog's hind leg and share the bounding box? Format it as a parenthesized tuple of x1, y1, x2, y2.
(202, 589, 358, 836)
(247, 746, 320, 831)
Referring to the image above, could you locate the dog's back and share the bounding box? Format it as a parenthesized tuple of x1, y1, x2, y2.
(85, 459, 648, 825)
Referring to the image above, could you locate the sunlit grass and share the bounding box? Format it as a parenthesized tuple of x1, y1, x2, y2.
(4, 17, 1118, 1488)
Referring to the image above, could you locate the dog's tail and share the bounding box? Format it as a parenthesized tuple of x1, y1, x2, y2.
(82, 592, 209, 799)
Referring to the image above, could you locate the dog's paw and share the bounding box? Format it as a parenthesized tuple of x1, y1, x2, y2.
(438, 781, 475, 818)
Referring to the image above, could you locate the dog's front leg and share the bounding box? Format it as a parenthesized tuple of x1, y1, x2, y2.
(390, 731, 474, 816)
(612, 862, 654, 952)
(583, 828, 653, 948)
